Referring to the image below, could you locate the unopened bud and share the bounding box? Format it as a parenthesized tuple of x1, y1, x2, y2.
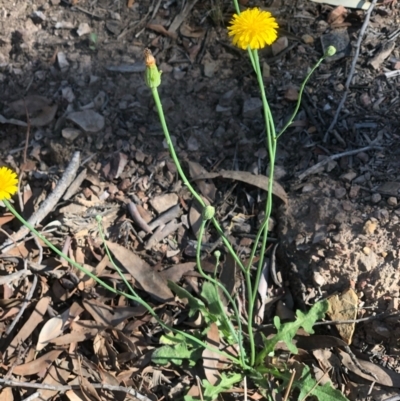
(202, 205, 215, 221)
(325, 46, 336, 57)
(144, 48, 162, 88)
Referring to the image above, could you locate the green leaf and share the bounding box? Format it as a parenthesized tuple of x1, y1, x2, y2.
(168, 281, 207, 318)
(152, 342, 202, 366)
(256, 301, 328, 365)
(184, 373, 242, 401)
(201, 282, 236, 341)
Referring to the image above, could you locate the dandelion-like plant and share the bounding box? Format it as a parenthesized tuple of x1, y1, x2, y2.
(0, 167, 18, 200)
(228, 8, 279, 50)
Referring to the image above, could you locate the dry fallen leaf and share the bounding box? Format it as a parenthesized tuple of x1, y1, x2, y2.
(106, 241, 174, 302)
(202, 323, 222, 385)
(192, 170, 288, 205)
(13, 349, 63, 376)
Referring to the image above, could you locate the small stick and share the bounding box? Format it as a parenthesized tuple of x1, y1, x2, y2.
(127, 202, 153, 233)
(0, 152, 81, 252)
(297, 145, 383, 181)
(283, 369, 296, 401)
(323, 0, 378, 142)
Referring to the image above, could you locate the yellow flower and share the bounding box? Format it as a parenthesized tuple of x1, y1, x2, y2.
(0, 167, 18, 200)
(228, 8, 279, 50)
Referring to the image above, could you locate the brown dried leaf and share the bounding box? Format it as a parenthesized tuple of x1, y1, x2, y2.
(106, 241, 174, 302)
(50, 320, 100, 345)
(0, 387, 13, 401)
(83, 298, 147, 326)
(202, 323, 222, 385)
(6, 296, 51, 358)
(37, 302, 84, 351)
(338, 349, 400, 385)
(192, 170, 288, 205)
(13, 350, 63, 376)
(39, 365, 70, 400)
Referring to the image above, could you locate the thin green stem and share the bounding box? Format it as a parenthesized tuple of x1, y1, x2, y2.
(276, 56, 326, 139)
(244, 49, 278, 367)
(196, 219, 248, 369)
(150, 87, 247, 274)
(3, 200, 239, 364)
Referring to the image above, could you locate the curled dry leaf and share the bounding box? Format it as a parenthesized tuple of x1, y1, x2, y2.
(37, 302, 84, 352)
(191, 170, 288, 205)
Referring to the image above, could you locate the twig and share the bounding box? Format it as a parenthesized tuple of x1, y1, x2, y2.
(0, 152, 81, 252)
(5, 274, 37, 336)
(23, 99, 31, 166)
(323, 0, 378, 142)
(297, 145, 383, 181)
(283, 369, 296, 401)
(127, 202, 153, 233)
(0, 379, 152, 401)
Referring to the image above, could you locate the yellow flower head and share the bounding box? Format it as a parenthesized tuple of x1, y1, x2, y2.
(228, 8, 279, 50)
(0, 167, 18, 200)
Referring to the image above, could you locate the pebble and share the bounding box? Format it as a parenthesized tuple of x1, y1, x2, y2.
(357, 151, 370, 163)
(371, 193, 381, 204)
(67, 110, 105, 133)
(349, 185, 360, 198)
(340, 170, 357, 182)
(363, 219, 378, 235)
(271, 36, 288, 56)
(61, 127, 81, 141)
(57, 52, 69, 71)
(302, 34, 314, 44)
(77, 23, 91, 36)
(150, 193, 179, 214)
(335, 187, 347, 199)
(374, 208, 389, 221)
(387, 196, 398, 206)
(243, 97, 262, 118)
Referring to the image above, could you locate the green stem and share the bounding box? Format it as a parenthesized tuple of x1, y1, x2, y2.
(150, 87, 247, 274)
(3, 200, 239, 364)
(245, 49, 277, 367)
(276, 56, 326, 139)
(196, 219, 248, 369)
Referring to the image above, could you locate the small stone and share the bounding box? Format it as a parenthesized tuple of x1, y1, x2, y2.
(61, 127, 81, 141)
(106, 20, 121, 35)
(218, 89, 236, 107)
(327, 5, 347, 24)
(363, 220, 378, 235)
(341, 200, 353, 211)
(302, 183, 315, 193)
(57, 52, 69, 71)
(187, 135, 199, 151)
(51, 0, 60, 4)
(271, 36, 288, 56)
(77, 22, 91, 36)
(302, 34, 314, 44)
(349, 185, 360, 198)
(67, 110, 105, 133)
(335, 187, 347, 199)
(135, 150, 146, 163)
(313, 272, 326, 286)
(360, 93, 371, 107)
(150, 193, 179, 214)
(262, 62, 270, 79)
(341, 170, 357, 182)
(371, 193, 381, 204)
(356, 152, 369, 163)
(284, 86, 299, 101)
(374, 208, 389, 221)
(243, 97, 262, 118)
(387, 196, 398, 206)
(363, 247, 371, 256)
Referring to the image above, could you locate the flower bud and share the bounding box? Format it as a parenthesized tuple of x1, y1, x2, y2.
(202, 205, 215, 221)
(144, 48, 162, 88)
(325, 46, 336, 57)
